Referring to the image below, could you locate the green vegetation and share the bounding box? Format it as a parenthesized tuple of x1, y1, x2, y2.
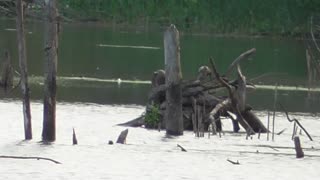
(144, 105, 160, 128)
(59, 0, 320, 35)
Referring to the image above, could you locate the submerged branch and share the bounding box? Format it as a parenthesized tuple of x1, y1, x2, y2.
(0, 155, 61, 164)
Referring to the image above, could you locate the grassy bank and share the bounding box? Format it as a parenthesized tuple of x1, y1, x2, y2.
(59, 0, 320, 35)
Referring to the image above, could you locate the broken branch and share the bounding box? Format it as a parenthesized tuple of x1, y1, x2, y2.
(279, 103, 313, 141)
(0, 155, 61, 164)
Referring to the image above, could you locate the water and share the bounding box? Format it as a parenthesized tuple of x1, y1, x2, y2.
(0, 19, 320, 179)
(1, 101, 320, 179)
(1, 19, 319, 112)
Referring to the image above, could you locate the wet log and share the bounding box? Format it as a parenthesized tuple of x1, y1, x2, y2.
(164, 24, 183, 136)
(116, 129, 129, 144)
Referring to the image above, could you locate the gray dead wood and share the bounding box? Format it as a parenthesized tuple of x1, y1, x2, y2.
(225, 48, 256, 76)
(116, 129, 129, 144)
(294, 136, 304, 158)
(0, 155, 61, 164)
(118, 115, 145, 127)
(279, 103, 313, 141)
(42, 0, 59, 142)
(227, 159, 240, 165)
(164, 24, 183, 136)
(16, 0, 32, 140)
(177, 144, 187, 152)
(72, 128, 78, 145)
(209, 58, 254, 135)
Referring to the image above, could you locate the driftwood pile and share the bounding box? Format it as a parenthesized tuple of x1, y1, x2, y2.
(120, 48, 268, 135)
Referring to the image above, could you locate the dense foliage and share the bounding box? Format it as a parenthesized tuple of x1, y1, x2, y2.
(144, 105, 160, 128)
(59, 0, 320, 35)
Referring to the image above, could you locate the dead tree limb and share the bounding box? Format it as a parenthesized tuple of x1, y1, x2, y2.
(209, 58, 254, 135)
(177, 144, 187, 152)
(225, 48, 256, 76)
(0, 155, 61, 164)
(310, 16, 320, 53)
(279, 103, 313, 141)
(210, 98, 231, 116)
(227, 159, 240, 165)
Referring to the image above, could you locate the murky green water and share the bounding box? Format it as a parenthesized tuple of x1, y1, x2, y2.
(0, 19, 319, 112)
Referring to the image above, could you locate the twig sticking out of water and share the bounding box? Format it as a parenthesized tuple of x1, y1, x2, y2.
(0, 155, 61, 164)
(279, 103, 313, 141)
(227, 159, 240, 165)
(177, 144, 187, 152)
(292, 122, 297, 140)
(267, 110, 270, 141)
(72, 128, 78, 145)
(272, 84, 278, 141)
(277, 128, 287, 135)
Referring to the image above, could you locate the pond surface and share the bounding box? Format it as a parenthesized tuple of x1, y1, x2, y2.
(0, 19, 319, 112)
(1, 101, 320, 180)
(0, 19, 320, 179)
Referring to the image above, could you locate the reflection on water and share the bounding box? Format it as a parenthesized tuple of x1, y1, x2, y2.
(0, 19, 319, 113)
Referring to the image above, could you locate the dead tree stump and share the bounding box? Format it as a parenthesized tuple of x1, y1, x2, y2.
(116, 129, 129, 144)
(42, 0, 59, 142)
(16, 0, 32, 140)
(164, 24, 183, 136)
(294, 136, 304, 158)
(72, 128, 78, 145)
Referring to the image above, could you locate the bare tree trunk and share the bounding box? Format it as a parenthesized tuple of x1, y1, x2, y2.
(42, 0, 58, 142)
(164, 24, 183, 136)
(0, 50, 13, 91)
(16, 0, 32, 140)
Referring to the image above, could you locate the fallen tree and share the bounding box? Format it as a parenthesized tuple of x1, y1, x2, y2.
(120, 48, 268, 134)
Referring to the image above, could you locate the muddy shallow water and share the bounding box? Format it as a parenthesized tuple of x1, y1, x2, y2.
(1, 100, 319, 180)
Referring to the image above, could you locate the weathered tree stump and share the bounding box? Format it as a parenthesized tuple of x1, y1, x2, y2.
(42, 0, 59, 142)
(16, 0, 32, 140)
(294, 136, 304, 158)
(72, 128, 78, 145)
(164, 24, 183, 136)
(116, 129, 129, 144)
